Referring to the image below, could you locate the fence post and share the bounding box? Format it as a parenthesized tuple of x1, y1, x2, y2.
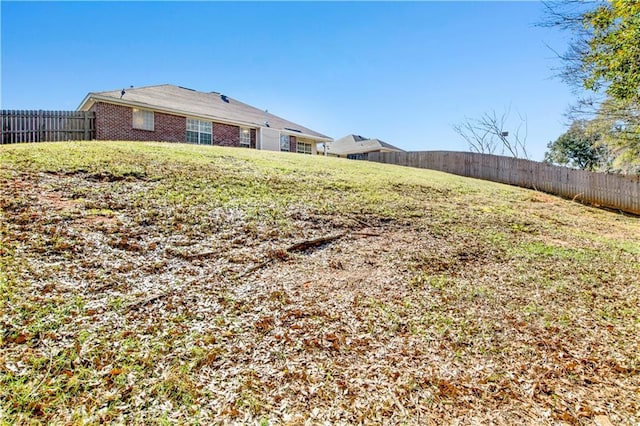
(38, 110, 43, 143)
(84, 111, 90, 140)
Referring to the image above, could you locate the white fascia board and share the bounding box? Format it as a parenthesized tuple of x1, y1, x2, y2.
(77, 94, 96, 111)
(281, 130, 332, 143)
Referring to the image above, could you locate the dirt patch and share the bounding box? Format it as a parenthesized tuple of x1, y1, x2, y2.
(40, 192, 78, 211)
(77, 215, 118, 226)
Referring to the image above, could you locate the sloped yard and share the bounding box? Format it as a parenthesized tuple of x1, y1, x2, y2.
(1, 141, 639, 425)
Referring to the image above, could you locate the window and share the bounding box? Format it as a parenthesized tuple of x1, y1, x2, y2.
(240, 128, 251, 147)
(186, 118, 212, 145)
(296, 141, 312, 155)
(133, 109, 154, 131)
(280, 134, 290, 152)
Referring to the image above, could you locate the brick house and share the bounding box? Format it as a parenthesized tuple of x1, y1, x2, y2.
(77, 84, 332, 154)
(327, 134, 404, 159)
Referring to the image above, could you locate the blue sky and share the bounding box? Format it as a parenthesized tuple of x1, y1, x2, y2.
(1, 1, 575, 160)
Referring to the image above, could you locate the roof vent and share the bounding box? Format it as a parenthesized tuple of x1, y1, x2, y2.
(178, 86, 196, 91)
(284, 127, 302, 133)
(220, 94, 229, 103)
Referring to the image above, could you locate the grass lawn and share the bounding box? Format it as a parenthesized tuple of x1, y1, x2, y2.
(1, 141, 639, 425)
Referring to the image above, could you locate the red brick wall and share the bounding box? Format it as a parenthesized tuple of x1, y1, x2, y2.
(92, 102, 261, 148)
(92, 102, 186, 142)
(213, 122, 240, 147)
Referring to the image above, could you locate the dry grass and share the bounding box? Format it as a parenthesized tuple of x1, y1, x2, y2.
(1, 141, 639, 425)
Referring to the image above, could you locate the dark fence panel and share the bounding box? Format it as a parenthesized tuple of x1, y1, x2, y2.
(1, 110, 95, 144)
(368, 151, 640, 215)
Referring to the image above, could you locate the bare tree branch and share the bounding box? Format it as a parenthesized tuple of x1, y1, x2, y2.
(453, 107, 529, 159)
(452, 120, 497, 154)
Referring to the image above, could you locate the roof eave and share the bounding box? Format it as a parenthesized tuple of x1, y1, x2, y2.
(77, 93, 97, 111)
(81, 94, 258, 127)
(281, 131, 332, 142)
(329, 146, 402, 155)
(81, 94, 332, 141)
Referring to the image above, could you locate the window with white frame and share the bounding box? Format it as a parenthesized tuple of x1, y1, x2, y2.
(240, 128, 251, 147)
(186, 118, 212, 145)
(296, 141, 312, 155)
(132, 108, 154, 131)
(280, 134, 290, 152)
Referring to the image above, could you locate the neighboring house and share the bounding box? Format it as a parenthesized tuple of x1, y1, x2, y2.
(77, 84, 332, 154)
(326, 134, 405, 159)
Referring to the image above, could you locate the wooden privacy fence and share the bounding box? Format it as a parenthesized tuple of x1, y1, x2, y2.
(368, 151, 640, 215)
(1, 110, 95, 144)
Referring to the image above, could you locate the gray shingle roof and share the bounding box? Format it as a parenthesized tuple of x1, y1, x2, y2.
(78, 84, 331, 141)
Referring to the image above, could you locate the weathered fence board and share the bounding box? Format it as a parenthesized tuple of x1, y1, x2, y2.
(1, 110, 95, 144)
(368, 151, 640, 215)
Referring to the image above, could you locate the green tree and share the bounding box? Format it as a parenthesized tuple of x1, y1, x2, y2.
(588, 97, 640, 173)
(582, 1, 640, 103)
(544, 120, 608, 170)
(542, 1, 640, 173)
(544, 0, 640, 103)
